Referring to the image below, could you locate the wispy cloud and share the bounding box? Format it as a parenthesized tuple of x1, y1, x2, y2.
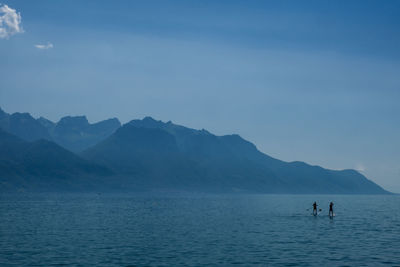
(355, 163, 366, 172)
(35, 42, 54, 50)
(0, 4, 23, 39)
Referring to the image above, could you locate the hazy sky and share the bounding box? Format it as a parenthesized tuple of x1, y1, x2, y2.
(1, 0, 399, 192)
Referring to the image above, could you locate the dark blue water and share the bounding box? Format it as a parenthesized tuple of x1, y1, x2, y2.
(1, 194, 399, 266)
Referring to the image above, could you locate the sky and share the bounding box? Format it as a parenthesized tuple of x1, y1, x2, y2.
(0, 0, 399, 192)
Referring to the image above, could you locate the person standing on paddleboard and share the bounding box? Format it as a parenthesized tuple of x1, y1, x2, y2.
(313, 202, 318, 216)
(329, 202, 334, 218)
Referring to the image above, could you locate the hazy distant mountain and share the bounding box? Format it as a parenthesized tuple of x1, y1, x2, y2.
(37, 116, 56, 131)
(0, 108, 52, 142)
(0, 129, 112, 192)
(50, 116, 121, 152)
(0, 107, 121, 152)
(0, 107, 389, 194)
(83, 117, 389, 194)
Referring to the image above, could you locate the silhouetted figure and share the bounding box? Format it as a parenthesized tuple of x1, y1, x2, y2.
(329, 202, 334, 218)
(313, 202, 318, 216)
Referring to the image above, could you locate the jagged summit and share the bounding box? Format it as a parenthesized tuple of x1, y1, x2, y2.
(129, 117, 212, 137)
(0, 107, 121, 152)
(0, 110, 52, 142)
(56, 116, 90, 128)
(52, 116, 121, 152)
(128, 116, 163, 128)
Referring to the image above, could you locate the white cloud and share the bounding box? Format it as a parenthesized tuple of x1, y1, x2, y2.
(35, 42, 54, 50)
(0, 4, 23, 39)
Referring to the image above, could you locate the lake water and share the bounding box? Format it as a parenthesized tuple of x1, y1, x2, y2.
(1, 194, 399, 266)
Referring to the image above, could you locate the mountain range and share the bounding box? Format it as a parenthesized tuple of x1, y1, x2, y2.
(0, 107, 389, 194)
(0, 107, 121, 152)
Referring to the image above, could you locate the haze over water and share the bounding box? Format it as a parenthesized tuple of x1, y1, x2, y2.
(1, 193, 399, 266)
(1, 1, 400, 192)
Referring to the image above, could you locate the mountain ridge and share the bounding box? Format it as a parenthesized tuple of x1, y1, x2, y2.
(0, 107, 121, 152)
(0, 108, 390, 194)
(83, 117, 389, 194)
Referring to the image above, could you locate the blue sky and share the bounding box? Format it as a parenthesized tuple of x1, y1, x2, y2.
(1, 0, 399, 192)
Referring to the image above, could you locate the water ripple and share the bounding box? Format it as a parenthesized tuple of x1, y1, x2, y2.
(0, 194, 399, 266)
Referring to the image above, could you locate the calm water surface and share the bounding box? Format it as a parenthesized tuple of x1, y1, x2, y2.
(1, 194, 399, 266)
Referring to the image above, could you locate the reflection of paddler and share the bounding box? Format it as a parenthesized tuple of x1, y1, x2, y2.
(329, 202, 334, 218)
(312, 202, 318, 216)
